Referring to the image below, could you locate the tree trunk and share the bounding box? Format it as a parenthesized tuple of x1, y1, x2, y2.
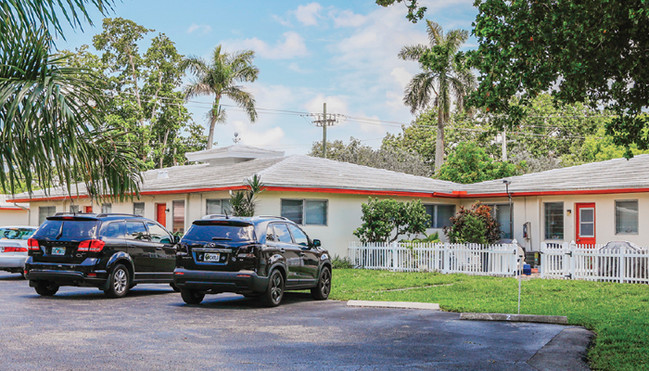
(206, 97, 221, 150)
(160, 129, 170, 169)
(435, 107, 445, 172)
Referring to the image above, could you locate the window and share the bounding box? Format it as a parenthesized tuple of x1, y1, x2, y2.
(272, 223, 293, 244)
(101, 222, 125, 239)
(101, 203, 112, 213)
(280, 200, 327, 225)
(206, 199, 231, 215)
(147, 222, 173, 243)
(544, 202, 564, 240)
(38, 206, 56, 225)
(69, 205, 79, 214)
(616, 200, 638, 234)
(486, 204, 512, 239)
(125, 221, 148, 240)
(173, 200, 185, 233)
(133, 202, 145, 216)
(424, 204, 456, 228)
(288, 224, 309, 247)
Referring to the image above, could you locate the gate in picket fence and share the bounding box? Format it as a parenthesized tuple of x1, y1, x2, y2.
(541, 242, 649, 284)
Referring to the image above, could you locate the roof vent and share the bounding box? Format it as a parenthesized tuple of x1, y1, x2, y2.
(157, 170, 169, 179)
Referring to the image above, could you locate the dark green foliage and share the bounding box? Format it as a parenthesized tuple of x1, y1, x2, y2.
(375, 0, 426, 23)
(470, 0, 649, 157)
(445, 202, 501, 244)
(354, 198, 429, 243)
(437, 142, 521, 184)
(331, 255, 354, 269)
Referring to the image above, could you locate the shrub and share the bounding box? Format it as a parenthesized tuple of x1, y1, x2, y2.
(444, 202, 500, 244)
(331, 255, 354, 269)
(353, 198, 429, 243)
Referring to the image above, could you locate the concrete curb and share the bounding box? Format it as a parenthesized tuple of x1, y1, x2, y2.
(347, 300, 440, 310)
(459, 312, 568, 324)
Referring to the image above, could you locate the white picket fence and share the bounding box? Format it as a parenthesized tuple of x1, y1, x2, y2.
(541, 242, 649, 284)
(348, 241, 520, 276)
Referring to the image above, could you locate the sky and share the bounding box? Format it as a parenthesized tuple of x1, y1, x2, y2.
(57, 0, 478, 155)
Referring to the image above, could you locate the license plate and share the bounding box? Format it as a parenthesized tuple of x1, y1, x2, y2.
(52, 247, 66, 256)
(204, 253, 220, 262)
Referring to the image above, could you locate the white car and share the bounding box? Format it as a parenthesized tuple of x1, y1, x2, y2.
(0, 226, 37, 277)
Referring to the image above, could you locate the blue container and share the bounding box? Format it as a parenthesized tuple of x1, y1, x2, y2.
(523, 264, 532, 275)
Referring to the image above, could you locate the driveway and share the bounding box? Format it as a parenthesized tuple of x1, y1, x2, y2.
(0, 272, 590, 370)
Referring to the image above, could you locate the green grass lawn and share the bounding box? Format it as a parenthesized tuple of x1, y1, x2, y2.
(329, 269, 649, 370)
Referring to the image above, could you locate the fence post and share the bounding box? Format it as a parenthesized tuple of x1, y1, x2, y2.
(620, 247, 626, 283)
(391, 242, 397, 271)
(443, 243, 450, 274)
(568, 241, 576, 279)
(539, 242, 546, 278)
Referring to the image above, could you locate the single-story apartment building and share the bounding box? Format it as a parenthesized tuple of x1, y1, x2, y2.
(9, 145, 649, 258)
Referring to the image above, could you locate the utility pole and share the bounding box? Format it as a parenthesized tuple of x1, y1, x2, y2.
(311, 102, 338, 159)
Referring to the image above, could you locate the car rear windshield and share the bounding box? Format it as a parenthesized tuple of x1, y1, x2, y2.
(33, 219, 99, 240)
(0, 227, 35, 240)
(184, 223, 256, 243)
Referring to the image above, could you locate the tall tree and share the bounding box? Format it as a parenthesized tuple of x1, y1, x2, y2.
(183, 45, 259, 149)
(470, 0, 649, 157)
(0, 0, 140, 199)
(399, 20, 475, 171)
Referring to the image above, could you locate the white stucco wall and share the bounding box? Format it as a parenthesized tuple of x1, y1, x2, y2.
(0, 209, 29, 226)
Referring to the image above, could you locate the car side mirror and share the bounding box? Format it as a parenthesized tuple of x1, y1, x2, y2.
(312, 239, 321, 248)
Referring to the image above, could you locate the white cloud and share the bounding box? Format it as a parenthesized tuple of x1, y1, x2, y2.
(294, 3, 322, 26)
(271, 14, 292, 27)
(231, 121, 285, 148)
(222, 32, 308, 60)
(304, 94, 349, 116)
(331, 9, 367, 28)
(186, 23, 212, 35)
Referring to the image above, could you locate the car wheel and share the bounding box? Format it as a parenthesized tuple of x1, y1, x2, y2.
(180, 288, 205, 304)
(170, 282, 181, 292)
(34, 281, 59, 296)
(104, 264, 130, 298)
(261, 270, 284, 307)
(311, 267, 331, 300)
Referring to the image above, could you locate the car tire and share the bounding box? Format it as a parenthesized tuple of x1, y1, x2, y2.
(180, 288, 205, 304)
(104, 264, 130, 298)
(34, 281, 59, 296)
(311, 267, 331, 300)
(261, 269, 285, 307)
(170, 282, 181, 292)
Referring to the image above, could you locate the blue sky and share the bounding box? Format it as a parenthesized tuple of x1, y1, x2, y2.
(58, 0, 477, 155)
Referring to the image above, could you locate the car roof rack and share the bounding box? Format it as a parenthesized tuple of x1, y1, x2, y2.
(95, 213, 139, 218)
(256, 215, 289, 221)
(202, 214, 229, 219)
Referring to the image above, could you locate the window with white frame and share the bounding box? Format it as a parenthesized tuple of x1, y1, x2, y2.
(486, 204, 513, 239)
(101, 203, 112, 213)
(206, 199, 231, 215)
(544, 202, 564, 240)
(38, 206, 56, 225)
(616, 200, 638, 234)
(424, 204, 456, 228)
(280, 199, 327, 225)
(69, 205, 80, 214)
(133, 202, 145, 216)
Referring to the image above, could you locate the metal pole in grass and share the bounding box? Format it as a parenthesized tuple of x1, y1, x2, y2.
(503, 179, 521, 314)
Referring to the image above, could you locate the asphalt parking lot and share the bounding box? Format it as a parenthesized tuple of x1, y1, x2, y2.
(0, 272, 591, 370)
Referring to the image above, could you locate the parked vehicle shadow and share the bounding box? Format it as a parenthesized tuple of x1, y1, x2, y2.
(171, 291, 316, 309)
(0, 274, 25, 281)
(22, 287, 178, 300)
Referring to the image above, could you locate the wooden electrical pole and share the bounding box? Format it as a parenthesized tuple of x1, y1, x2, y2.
(312, 102, 337, 159)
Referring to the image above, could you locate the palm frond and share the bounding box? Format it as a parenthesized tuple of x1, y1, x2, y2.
(398, 45, 427, 61)
(403, 72, 437, 114)
(426, 20, 443, 45)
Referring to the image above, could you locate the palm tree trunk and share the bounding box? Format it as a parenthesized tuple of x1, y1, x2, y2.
(206, 99, 220, 150)
(435, 106, 445, 172)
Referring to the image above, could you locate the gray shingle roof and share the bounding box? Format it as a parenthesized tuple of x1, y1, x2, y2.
(462, 154, 649, 194)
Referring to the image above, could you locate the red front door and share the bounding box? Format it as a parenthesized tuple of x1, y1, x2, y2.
(85, 206, 93, 213)
(575, 203, 596, 245)
(156, 203, 167, 227)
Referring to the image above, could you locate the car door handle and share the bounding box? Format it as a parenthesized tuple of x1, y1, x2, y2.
(279, 248, 285, 253)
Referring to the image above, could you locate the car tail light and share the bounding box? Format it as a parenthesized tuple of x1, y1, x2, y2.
(78, 239, 105, 252)
(27, 238, 40, 251)
(3, 247, 28, 253)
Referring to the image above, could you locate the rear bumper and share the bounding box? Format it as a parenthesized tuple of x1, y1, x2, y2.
(0, 255, 27, 269)
(173, 268, 268, 294)
(25, 259, 107, 287)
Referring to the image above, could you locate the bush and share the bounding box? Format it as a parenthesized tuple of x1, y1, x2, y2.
(354, 198, 429, 243)
(331, 255, 354, 269)
(401, 232, 441, 244)
(444, 202, 500, 244)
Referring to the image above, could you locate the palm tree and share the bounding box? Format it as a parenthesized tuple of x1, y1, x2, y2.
(183, 46, 259, 149)
(399, 20, 475, 171)
(0, 0, 140, 199)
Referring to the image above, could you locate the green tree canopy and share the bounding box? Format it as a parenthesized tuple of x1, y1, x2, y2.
(437, 142, 521, 184)
(445, 202, 501, 244)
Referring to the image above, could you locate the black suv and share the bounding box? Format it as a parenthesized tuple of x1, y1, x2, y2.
(174, 215, 332, 306)
(25, 213, 178, 298)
